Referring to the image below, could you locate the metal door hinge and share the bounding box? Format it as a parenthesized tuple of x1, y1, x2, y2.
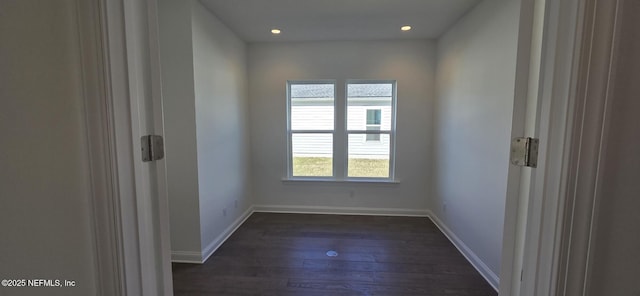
(511, 137, 539, 168)
(141, 135, 164, 162)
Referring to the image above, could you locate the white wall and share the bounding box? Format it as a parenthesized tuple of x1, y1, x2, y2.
(0, 1, 97, 295)
(589, 0, 640, 293)
(248, 40, 436, 213)
(432, 0, 521, 284)
(191, 0, 252, 254)
(158, 0, 203, 256)
(158, 0, 252, 261)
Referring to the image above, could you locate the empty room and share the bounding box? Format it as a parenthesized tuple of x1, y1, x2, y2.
(157, 0, 524, 294)
(4, 0, 639, 295)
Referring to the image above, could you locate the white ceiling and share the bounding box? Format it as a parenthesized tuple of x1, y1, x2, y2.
(198, 0, 482, 42)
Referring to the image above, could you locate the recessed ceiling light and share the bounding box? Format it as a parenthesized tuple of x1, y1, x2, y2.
(401, 25, 412, 31)
(271, 28, 281, 35)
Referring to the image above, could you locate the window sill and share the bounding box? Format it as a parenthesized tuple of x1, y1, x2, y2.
(282, 178, 400, 185)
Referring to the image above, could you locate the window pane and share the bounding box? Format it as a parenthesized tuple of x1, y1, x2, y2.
(348, 134, 390, 178)
(347, 83, 392, 131)
(366, 109, 381, 124)
(292, 133, 333, 177)
(291, 84, 334, 130)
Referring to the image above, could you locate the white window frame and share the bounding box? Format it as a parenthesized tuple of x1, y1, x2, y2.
(345, 80, 397, 181)
(286, 79, 397, 182)
(286, 80, 337, 180)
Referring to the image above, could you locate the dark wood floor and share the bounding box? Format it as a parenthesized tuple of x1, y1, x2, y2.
(172, 213, 497, 296)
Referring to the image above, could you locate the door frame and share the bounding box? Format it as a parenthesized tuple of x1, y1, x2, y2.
(554, 0, 623, 295)
(84, 0, 620, 295)
(76, 0, 127, 294)
(517, 0, 586, 293)
(501, 0, 624, 295)
(501, 0, 587, 293)
(79, 0, 173, 295)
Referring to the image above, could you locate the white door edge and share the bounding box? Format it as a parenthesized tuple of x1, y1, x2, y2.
(498, 0, 545, 293)
(86, 0, 174, 295)
(145, 0, 175, 293)
(516, 0, 619, 295)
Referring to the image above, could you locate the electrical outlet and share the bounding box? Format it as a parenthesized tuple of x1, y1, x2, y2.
(443, 202, 447, 212)
(349, 190, 355, 198)
(234, 199, 238, 209)
(223, 208, 227, 217)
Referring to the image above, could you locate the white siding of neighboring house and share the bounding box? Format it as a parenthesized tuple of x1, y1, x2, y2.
(290, 105, 334, 130)
(291, 133, 333, 157)
(291, 99, 392, 159)
(290, 97, 334, 157)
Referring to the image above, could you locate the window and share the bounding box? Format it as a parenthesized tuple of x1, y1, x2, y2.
(346, 82, 394, 178)
(288, 82, 335, 177)
(365, 109, 382, 141)
(287, 80, 396, 180)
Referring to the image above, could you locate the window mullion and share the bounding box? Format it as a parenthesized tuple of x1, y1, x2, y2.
(334, 80, 347, 179)
(389, 81, 397, 180)
(290, 130, 335, 134)
(346, 130, 391, 135)
(286, 82, 293, 178)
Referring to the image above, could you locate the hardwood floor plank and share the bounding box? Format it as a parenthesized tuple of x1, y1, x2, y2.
(172, 213, 497, 296)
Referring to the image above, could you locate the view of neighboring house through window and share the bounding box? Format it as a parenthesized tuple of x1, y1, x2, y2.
(288, 82, 335, 177)
(287, 80, 396, 180)
(347, 82, 394, 178)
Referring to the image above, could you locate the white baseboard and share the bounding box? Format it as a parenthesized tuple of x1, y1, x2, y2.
(253, 204, 429, 217)
(200, 206, 254, 263)
(427, 210, 499, 291)
(171, 206, 254, 264)
(170, 251, 203, 264)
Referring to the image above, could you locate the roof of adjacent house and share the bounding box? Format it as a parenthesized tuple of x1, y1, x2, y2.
(291, 83, 392, 98)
